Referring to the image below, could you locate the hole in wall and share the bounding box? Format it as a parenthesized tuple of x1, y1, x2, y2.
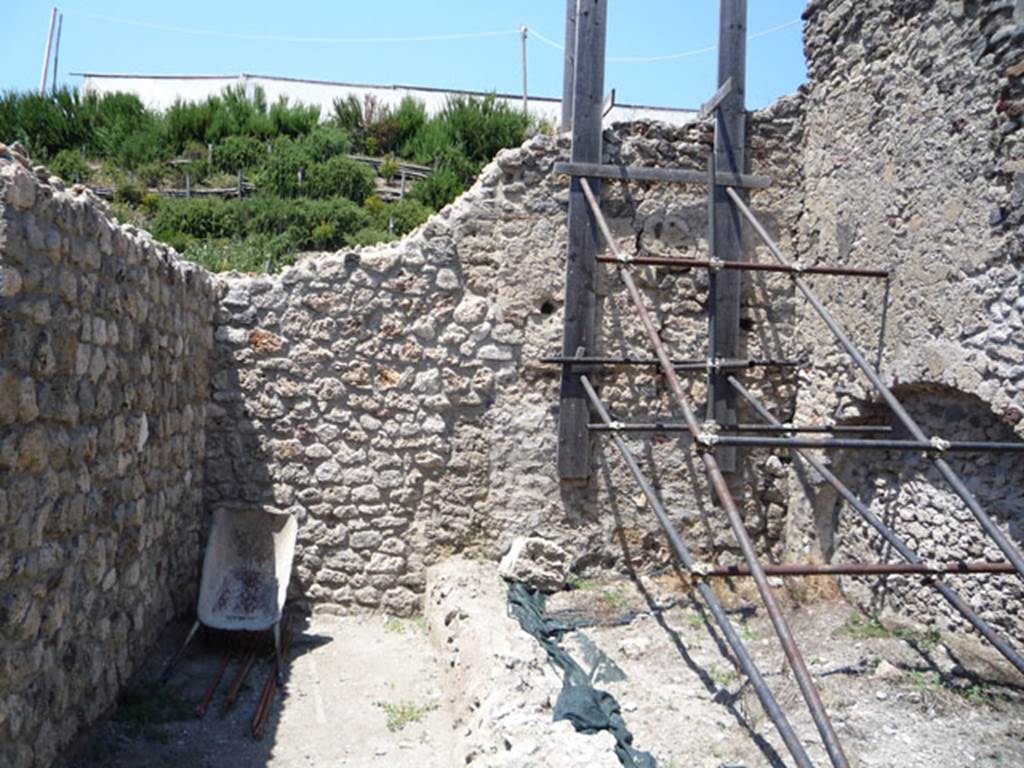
(539, 299, 556, 316)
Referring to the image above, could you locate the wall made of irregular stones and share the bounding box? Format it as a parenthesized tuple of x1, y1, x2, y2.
(205, 109, 807, 616)
(0, 145, 218, 768)
(790, 0, 1024, 640)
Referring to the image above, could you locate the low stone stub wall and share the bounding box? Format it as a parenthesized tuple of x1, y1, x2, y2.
(205, 108, 807, 617)
(788, 0, 1024, 642)
(0, 145, 218, 768)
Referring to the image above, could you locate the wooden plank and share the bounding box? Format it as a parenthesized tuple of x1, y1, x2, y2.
(558, 0, 607, 482)
(709, 0, 748, 473)
(561, 0, 578, 131)
(698, 76, 734, 121)
(553, 160, 770, 189)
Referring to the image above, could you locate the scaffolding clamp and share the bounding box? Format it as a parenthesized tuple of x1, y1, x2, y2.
(697, 420, 721, 451)
(691, 561, 714, 576)
(929, 436, 951, 453)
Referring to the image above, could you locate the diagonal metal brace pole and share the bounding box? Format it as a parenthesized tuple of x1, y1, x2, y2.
(727, 375, 1024, 677)
(580, 375, 814, 768)
(725, 186, 1024, 583)
(579, 177, 850, 768)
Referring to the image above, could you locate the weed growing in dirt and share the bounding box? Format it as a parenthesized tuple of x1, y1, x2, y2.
(600, 585, 631, 611)
(833, 611, 940, 651)
(710, 665, 738, 689)
(383, 615, 428, 634)
(374, 699, 439, 732)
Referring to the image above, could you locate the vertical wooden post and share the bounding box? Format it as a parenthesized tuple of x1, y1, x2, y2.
(557, 0, 607, 482)
(561, 0, 578, 131)
(708, 0, 747, 473)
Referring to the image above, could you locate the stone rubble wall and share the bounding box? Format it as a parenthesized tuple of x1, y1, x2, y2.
(790, 0, 1024, 641)
(205, 110, 806, 617)
(0, 144, 218, 768)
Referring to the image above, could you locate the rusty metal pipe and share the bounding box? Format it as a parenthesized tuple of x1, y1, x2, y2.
(728, 375, 1024, 677)
(712, 435, 1024, 453)
(580, 178, 850, 768)
(222, 634, 260, 715)
(580, 376, 814, 768)
(252, 626, 291, 739)
(597, 253, 890, 278)
(726, 186, 1024, 583)
(589, 422, 891, 435)
(197, 648, 232, 718)
(704, 562, 1017, 578)
(540, 355, 802, 370)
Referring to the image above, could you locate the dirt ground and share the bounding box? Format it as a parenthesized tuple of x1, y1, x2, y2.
(547, 572, 1024, 768)
(66, 613, 454, 768)
(64, 568, 1024, 768)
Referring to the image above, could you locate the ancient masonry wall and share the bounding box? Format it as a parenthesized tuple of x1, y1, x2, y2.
(0, 145, 218, 768)
(789, 0, 1024, 643)
(205, 109, 807, 616)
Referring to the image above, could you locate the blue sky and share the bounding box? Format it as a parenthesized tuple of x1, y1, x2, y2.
(3, 1, 808, 110)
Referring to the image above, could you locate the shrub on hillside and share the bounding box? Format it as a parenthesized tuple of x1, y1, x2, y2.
(213, 135, 267, 173)
(305, 156, 375, 202)
(49, 148, 90, 183)
(362, 195, 431, 236)
(409, 167, 464, 209)
(301, 125, 352, 162)
(152, 194, 368, 251)
(259, 139, 309, 197)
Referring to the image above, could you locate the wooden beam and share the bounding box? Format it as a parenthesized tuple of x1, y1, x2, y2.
(558, 0, 607, 482)
(698, 76, 733, 120)
(553, 160, 770, 189)
(560, 0, 578, 131)
(709, 0, 748, 473)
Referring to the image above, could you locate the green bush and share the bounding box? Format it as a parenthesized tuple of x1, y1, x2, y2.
(362, 195, 430, 236)
(378, 153, 400, 182)
(137, 161, 165, 188)
(310, 221, 337, 250)
(330, 95, 364, 146)
(183, 232, 295, 273)
(305, 156, 375, 202)
(270, 97, 320, 138)
(301, 125, 352, 162)
(50, 148, 90, 183)
(141, 192, 162, 216)
(259, 138, 309, 197)
(152, 194, 368, 252)
(346, 226, 394, 246)
(213, 135, 266, 173)
(410, 168, 464, 209)
(115, 181, 143, 205)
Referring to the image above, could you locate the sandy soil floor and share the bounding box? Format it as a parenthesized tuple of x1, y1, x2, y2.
(65, 567, 1024, 768)
(547, 572, 1024, 768)
(67, 614, 454, 768)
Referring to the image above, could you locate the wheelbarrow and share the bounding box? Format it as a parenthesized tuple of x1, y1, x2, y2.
(164, 505, 298, 683)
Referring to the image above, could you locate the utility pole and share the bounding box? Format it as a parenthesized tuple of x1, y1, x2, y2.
(51, 12, 63, 94)
(561, 0, 578, 131)
(39, 7, 57, 96)
(520, 26, 529, 114)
